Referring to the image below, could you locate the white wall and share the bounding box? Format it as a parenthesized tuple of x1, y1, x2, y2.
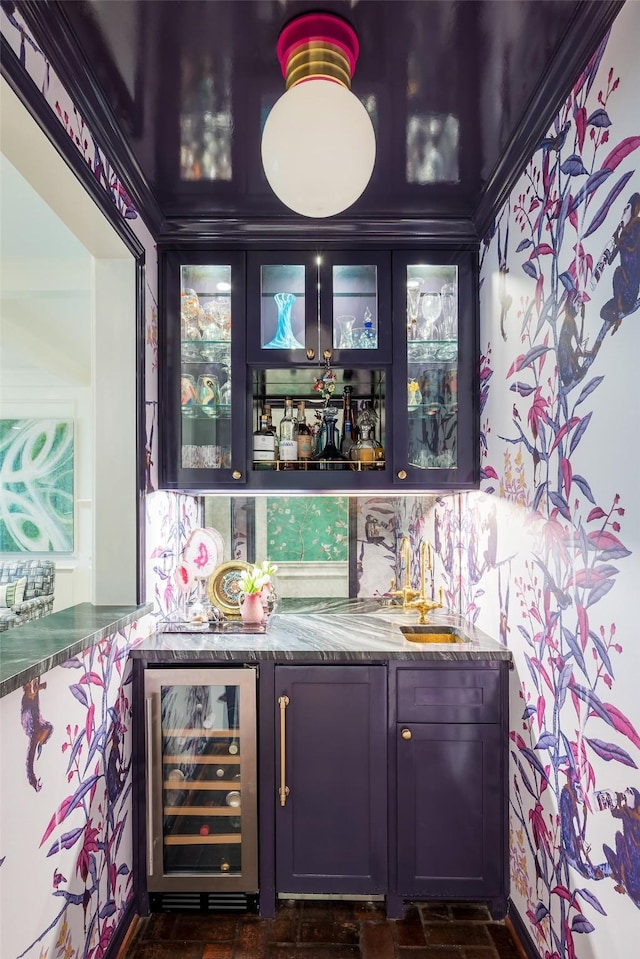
(0, 77, 137, 608)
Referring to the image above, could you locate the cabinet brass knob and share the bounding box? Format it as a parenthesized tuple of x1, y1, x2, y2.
(401, 728, 412, 740)
(232, 470, 242, 480)
(306, 348, 316, 360)
(397, 470, 407, 480)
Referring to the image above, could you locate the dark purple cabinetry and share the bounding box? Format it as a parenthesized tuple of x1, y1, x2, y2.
(388, 664, 509, 919)
(159, 247, 479, 492)
(274, 665, 388, 895)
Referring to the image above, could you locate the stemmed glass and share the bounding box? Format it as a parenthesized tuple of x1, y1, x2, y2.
(406, 278, 423, 340)
(421, 292, 441, 340)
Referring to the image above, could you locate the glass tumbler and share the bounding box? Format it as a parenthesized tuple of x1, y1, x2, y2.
(197, 373, 222, 417)
(420, 292, 441, 340)
(181, 374, 198, 415)
(440, 282, 457, 339)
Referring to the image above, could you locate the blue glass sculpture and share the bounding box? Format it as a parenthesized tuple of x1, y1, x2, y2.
(264, 292, 304, 349)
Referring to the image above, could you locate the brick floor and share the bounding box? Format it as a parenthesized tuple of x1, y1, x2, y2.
(123, 901, 525, 959)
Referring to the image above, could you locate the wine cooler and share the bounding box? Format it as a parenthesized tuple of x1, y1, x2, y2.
(145, 667, 258, 893)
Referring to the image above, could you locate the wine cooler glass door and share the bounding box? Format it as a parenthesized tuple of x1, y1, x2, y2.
(145, 667, 257, 892)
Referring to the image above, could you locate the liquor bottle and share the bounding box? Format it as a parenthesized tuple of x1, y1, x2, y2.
(342, 386, 358, 442)
(279, 396, 298, 468)
(353, 425, 377, 469)
(340, 420, 355, 459)
(264, 403, 279, 461)
(253, 411, 276, 469)
(353, 401, 378, 470)
(296, 401, 312, 464)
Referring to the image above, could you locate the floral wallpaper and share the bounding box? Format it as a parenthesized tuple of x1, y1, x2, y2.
(146, 491, 202, 620)
(467, 5, 640, 957)
(0, 614, 154, 959)
(3, 2, 639, 959)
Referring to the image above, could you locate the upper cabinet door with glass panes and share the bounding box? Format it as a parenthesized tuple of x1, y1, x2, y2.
(320, 252, 391, 364)
(161, 252, 247, 489)
(246, 252, 390, 364)
(391, 252, 478, 489)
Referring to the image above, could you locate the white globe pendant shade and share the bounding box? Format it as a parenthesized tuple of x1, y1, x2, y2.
(261, 11, 376, 218)
(261, 79, 376, 218)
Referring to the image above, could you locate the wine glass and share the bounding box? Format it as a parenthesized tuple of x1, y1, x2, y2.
(406, 278, 423, 340)
(421, 292, 441, 340)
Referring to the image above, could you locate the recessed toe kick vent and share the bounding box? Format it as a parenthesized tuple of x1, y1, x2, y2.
(150, 892, 257, 913)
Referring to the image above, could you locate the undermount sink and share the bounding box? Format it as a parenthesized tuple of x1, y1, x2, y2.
(400, 624, 467, 644)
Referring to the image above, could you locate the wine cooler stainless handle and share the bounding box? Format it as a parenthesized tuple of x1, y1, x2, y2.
(145, 697, 154, 875)
(278, 695, 290, 807)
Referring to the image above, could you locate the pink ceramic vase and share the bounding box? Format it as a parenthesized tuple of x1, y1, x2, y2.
(239, 591, 264, 625)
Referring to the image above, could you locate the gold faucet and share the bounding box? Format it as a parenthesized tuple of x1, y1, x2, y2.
(388, 535, 419, 608)
(405, 541, 443, 624)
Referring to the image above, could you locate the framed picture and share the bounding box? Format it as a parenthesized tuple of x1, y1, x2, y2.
(0, 418, 74, 552)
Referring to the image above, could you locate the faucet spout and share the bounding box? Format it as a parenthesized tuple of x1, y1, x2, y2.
(400, 535, 411, 592)
(405, 540, 442, 623)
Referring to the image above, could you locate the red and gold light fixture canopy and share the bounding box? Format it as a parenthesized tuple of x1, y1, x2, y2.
(261, 12, 376, 218)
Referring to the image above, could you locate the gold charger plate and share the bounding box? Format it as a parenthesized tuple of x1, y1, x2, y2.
(208, 561, 252, 618)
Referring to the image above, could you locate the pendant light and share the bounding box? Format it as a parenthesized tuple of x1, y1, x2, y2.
(261, 12, 376, 218)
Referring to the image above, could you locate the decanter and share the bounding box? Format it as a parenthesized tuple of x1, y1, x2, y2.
(311, 408, 348, 470)
(353, 401, 378, 470)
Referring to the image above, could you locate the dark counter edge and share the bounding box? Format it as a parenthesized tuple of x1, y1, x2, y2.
(130, 645, 513, 663)
(0, 602, 154, 698)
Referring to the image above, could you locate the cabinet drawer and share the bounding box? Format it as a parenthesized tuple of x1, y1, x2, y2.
(396, 667, 501, 724)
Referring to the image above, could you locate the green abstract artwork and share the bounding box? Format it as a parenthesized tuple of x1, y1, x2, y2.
(0, 419, 74, 552)
(266, 496, 348, 562)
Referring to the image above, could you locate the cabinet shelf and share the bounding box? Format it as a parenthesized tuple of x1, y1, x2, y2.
(163, 728, 240, 737)
(165, 807, 243, 817)
(182, 405, 232, 418)
(408, 405, 458, 417)
(164, 754, 239, 764)
(163, 780, 241, 791)
(253, 459, 385, 472)
(165, 834, 242, 846)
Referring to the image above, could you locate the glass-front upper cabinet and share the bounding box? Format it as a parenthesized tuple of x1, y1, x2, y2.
(391, 251, 478, 488)
(161, 251, 247, 488)
(247, 252, 390, 364)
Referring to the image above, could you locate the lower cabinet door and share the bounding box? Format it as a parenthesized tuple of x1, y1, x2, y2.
(396, 723, 503, 899)
(275, 664, 387, 895)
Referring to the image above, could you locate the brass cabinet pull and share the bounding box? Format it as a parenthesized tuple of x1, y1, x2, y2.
(232, 470, 242, 480)
(278, 695, 290, 806)
(401, 727, 412, 740)
(397, 469, 407, 480)
(145, 697, 154, 874)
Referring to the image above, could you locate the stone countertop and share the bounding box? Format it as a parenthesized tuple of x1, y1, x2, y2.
(132, 598, 511, 663)
(0, 603, 154, 698)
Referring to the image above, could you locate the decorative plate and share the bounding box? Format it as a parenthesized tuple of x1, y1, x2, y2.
(208, 561, 252, 618)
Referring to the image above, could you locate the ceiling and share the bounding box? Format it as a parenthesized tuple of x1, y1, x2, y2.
(18, 0, 624, 242)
